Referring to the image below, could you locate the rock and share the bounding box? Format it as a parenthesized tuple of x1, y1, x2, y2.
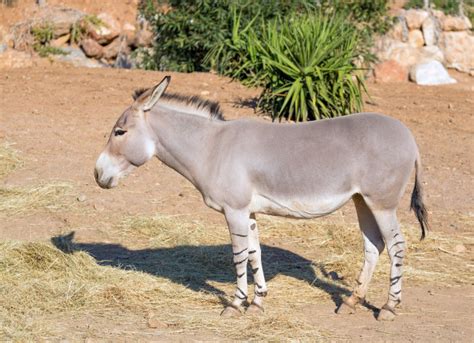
(409, 60, 457, 85)
(133, 28, 154, 48)
(122, 22, 136, 45)
(387, 19, 409, 42)
(77, 194, 86, 202)
(421, 45, 444, 63)
(405, 9, 429, 30)
(432, 10, 445, 21)
(80, 38, 104, 58)
(36, 7, 85, 38)
(86, 13, 120, 45)
(0, 50, 33, 69)
(50, 34, 70, 48)
(422, 16, 438, 46)
(52, 46, 105, 68)
(103, 37, 125, 60)
(373, 37, 422, 68)
(441, 15, 472, 31)
(408, 29, 424, 47)
(439, 31, 474, 73)
(374, 60, 408, 83)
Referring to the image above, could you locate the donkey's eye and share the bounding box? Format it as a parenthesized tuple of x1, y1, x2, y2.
(114, 129, 127, 136)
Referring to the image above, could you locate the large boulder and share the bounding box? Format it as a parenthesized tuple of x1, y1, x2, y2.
(35, 7, 85, 38)
(374, 37, 422, 67)
(421, 45, 445, 63)
(387, 18, 409, 42)
(441, 15, 472, 31)
(422, 16, 439, 46)
(80, 38, 104, 58)
(85, 13, 120, 45)
(374, 60, 408, 83)
(409, 60, 457, 85)
(405, 9, 429, 30)
(52, 46, 105, 68)
(408, 29, 424, 47)
(103, 36, 130, 60)
(439, 31, 474, 73)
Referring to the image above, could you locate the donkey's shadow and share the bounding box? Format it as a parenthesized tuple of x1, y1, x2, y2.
(52, 232, 357, 309)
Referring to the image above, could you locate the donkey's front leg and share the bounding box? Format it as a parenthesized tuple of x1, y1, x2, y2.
(221, 209, 251, 317)
(247, 216, 268, 315)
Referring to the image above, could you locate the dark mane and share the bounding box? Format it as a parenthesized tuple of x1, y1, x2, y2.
(132, 88, 224, 121)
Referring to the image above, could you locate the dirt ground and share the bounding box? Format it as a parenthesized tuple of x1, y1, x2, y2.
(0, 64, 473, 341)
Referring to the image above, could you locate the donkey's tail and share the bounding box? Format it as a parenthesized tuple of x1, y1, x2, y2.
(410, 154, 429, 240)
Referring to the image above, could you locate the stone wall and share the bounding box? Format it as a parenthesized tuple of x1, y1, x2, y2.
(0, 5, 153, 69)
(373, 9, 473, 83)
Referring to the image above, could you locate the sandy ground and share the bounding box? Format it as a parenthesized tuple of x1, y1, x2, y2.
(0, 65, 473, 341)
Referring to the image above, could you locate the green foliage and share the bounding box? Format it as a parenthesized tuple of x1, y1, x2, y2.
(33, 45, 68, 58)
(31, 23, 54, 45)
(31, 22, 68, 57)
(404, 0, 462, 14)
(252, 14, 366, 122)
(139, 0, 315, 72)
(70, 15, 106, 44)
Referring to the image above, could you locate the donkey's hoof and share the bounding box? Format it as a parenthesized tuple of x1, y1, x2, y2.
(220, 306, 241, 318)
(377, 307, 396, 321)
(246, 302, 264, 315)
(336, 301, 356, 315)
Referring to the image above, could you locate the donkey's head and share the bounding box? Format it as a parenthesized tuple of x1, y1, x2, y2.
(94, 76, 170, 189)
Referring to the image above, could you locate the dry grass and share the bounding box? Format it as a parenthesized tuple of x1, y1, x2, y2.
(0, 141, 75, 216)
(1, 213, 472, 340)
(0, 142, 22, 179)
(0, 182, 74, 216)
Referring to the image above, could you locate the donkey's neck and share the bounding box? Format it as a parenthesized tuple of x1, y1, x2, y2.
(149, 108, 221, 188)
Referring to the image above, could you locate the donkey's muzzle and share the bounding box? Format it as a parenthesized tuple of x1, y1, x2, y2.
(94, 167, 114, 189)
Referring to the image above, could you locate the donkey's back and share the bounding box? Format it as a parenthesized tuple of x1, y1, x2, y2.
(211, 113, 419, 218)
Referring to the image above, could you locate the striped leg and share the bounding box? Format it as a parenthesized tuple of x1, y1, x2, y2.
(372, 209, 405, 321)
(247, 216, 267, 314)
(221, 209, 250, 317)
(338, 195, 385, 314)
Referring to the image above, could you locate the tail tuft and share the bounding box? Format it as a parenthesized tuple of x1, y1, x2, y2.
(411, 159, 429, 240)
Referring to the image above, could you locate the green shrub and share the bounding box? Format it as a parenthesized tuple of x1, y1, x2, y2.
(237, 13, 366, 122)
(31, 23, 68, 57)
(139, 0, 315, 72)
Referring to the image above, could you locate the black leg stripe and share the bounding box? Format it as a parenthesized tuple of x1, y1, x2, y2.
(237, 272, 245, 278)
(248, 250, 256, 254)
(233, 247, 248, 256)
(232, 233, 248, 237)
(234, 257, 248, 266)
(389, 241, 406, 251)
(395, 263, 402, 267)
(252, 267, 259, 274)
(390, 276, 402, 286)
(236, 287, 247, 299)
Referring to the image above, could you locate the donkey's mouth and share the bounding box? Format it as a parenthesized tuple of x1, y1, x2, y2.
(94, 169, 118, 189)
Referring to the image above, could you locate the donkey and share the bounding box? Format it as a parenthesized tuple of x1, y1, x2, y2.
(94, 76, 428, 321)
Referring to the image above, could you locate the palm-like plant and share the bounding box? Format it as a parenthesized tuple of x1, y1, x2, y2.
(255, 14, 367, 121)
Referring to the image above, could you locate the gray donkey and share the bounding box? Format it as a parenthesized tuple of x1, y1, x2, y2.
(94, 76, 428, 321)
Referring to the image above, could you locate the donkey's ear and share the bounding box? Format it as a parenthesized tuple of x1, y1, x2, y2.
(141, 76, 171, 112)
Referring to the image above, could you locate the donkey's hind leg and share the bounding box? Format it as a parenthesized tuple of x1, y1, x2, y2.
(246, 214, 268, 315)
(371, 209, 405, 321)
(337, 194, 385, 314)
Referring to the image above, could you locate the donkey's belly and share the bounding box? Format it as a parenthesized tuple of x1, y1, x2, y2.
(249, 191, 354, 219)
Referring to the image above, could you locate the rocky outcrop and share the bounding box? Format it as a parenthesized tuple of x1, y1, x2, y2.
(409, 60, 457, 85)
(373, 9, 473, 82)
(3, 5, 154, 69)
